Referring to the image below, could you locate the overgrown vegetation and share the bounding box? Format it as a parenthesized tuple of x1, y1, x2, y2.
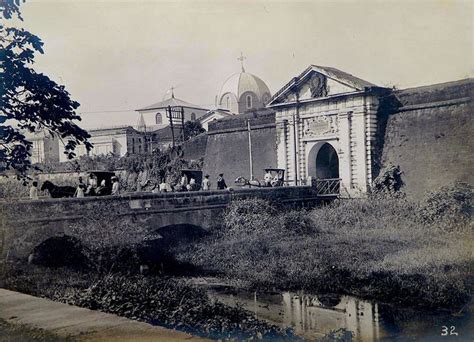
(2, 265, 302, 341)
(176, 183, 473, 309)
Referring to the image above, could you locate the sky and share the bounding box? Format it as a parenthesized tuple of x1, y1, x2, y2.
(11, 0, 474, 128)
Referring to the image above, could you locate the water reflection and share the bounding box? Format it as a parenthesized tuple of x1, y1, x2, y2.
(206, 287, 473, 341)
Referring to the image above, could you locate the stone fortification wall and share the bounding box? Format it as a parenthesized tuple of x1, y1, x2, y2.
(380, 79, 473, 198)
(202, 112, 277, 185)
(182, 133, 208, 161)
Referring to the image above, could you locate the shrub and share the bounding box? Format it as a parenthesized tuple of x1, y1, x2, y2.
(372, 164, 403, 193)
(65, 200, 153, 274)
(418, 182, 472, 225)
(223, 198, 278, 235)
(176, 193, 473, 309)
(280, 210, 316, 235)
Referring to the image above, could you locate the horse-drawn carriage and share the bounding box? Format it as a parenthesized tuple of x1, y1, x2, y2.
(235, 168, 286, 188)
(41, 171, 116, 198)
(85, 170, 116, 196)
(175, 169, 203, 191)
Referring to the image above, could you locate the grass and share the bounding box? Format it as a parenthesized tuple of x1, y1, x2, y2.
(175, 184, 473, 309)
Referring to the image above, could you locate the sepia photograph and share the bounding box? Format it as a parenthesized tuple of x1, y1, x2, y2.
(0, 0, 472, 341)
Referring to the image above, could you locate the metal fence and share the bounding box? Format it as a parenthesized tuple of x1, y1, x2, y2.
(313, 178, 341, 197)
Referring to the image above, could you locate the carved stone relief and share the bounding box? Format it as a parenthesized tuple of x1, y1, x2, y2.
(303, 115, 338, 137)
(309, 73, 328, 98)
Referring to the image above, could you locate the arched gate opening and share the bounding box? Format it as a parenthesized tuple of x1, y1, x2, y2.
(316, 143, 339, 179)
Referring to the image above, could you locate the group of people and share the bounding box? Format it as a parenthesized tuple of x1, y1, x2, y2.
(76, 174, 120, 197)
(263, 170, 284, 187)
(151, 173, 228, 193)
(28, 172, 229, 200)
(28, 174, 121, 200)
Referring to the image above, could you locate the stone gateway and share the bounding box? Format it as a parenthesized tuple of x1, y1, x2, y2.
(186, 65, 472, 198)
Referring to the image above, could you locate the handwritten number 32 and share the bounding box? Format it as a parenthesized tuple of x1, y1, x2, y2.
(441, 326, 458, 336)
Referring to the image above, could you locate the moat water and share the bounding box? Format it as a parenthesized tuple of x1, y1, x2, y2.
(201, 284, 473, 341)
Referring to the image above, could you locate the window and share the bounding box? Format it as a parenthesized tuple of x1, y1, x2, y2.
(138, 145, 142, 153)
(191, 112, 196, 121)
(226, 96, 230, 109)
(246, 95, 252, 109)
(156, 112, 162, 124)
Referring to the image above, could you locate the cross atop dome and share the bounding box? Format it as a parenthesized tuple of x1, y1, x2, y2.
(237, 52, 246, 72)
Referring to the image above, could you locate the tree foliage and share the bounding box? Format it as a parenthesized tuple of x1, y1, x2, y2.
(0, 0, 92, 181)
(182, 120, 205, 141)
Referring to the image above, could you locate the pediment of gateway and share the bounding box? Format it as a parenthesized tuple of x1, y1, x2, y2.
(267, 65, 376, 105)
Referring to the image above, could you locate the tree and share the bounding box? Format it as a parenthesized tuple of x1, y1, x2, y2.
(0, 0, 92, 181)
(182, 120, 205, 141)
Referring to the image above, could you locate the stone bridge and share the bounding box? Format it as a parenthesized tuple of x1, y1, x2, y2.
(0, 186, 324, 259)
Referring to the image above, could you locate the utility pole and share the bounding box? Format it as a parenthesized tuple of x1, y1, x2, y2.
(247, 119, 253, 180)
(180, 107, 185, 143)
(168, 105, 175, 148)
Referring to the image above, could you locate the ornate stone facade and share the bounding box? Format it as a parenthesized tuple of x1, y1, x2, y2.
(268, 65, 387, 197)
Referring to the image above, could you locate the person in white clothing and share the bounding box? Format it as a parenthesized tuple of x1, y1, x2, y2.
(111, 176, 120, 195)
(201, 175, 210, 190)
(29, 181, 39, 200)
(264, 171, 273, 187)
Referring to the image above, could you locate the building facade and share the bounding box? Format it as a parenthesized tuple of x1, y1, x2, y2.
(26, 131, 61, 164)
(268, 65, 390, 197)
(136, 93, 208, 132)
(59, 126, 147, 162)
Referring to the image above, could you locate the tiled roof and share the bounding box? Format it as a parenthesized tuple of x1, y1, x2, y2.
(136, 97, 207, 112)
(198, 109, 234, 122)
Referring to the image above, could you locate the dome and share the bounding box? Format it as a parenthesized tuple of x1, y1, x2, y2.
(217, 72, 271, 114)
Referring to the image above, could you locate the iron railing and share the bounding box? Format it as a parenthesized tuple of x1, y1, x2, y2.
(313, 178, 341, 197)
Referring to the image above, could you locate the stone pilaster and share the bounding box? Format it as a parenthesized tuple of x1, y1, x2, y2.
(276, 118, 288, 173)
(352, 110, 369, 193)
(337, 111, 353, 196)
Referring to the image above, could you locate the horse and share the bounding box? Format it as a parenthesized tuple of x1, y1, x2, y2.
(40, 180, 76, 198)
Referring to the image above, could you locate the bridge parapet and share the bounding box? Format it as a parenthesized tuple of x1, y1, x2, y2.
(0, 186, 320, 259)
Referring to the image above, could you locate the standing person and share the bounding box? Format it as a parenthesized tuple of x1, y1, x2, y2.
(202, 175, 211, 191)
(180, 174, 188, 191)
(152, 181, 160, 194)
(75, 176, 86, 197)
(75, 183, 86, 198)
(217, 173, 227, 190)
(111, 176, 120, 195)
(159, 178, 169, 193)
(29, 181, 39, 200)
(78, 176, 84, 189)
(187, 178, 196, 191)
(264, 170, 273, 187)
(96, 179, 107, 196)
(86, 174, 97, 195)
